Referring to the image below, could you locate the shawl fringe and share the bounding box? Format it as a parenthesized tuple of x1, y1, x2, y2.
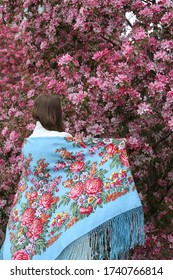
(56, 206, 144, 260)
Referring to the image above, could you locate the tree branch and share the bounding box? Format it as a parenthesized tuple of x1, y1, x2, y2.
(125, 17, 133, 29)
(100, 34, 121, 49)
(142, 0, 155, 4)
(156, 131, 173, 145)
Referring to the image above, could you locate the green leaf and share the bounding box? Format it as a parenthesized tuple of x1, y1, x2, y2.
(70, 202, 79, 214)
(35, 238, 45, 245)
(96, 169, 107, 179)
(110, 156, 120, 170)
(21, 203, 28, 209)
(85, 160, 91, 169)
(58, 194, 70, 207)
(100, 192, 108, 203)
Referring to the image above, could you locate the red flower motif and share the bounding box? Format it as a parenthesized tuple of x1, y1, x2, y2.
(84, 178, 102, 195)
(80, 205, 93, 214)
(39, 193, 53, 209)
(106, 143, 119, 155)
(12, 250, 30, 260)
(21, 208, 35, 226)
(12, 191, 19, 207)
(70, 161, 85, 172)
(96, 197, 102, 204)
(30, 191, 38, 201)
(80, 142, 87, 148)
(27, 218, 43, 240)
(112, 180, 122, 187)
(120, 149, 130, 167)
(69, 182, 84, 199)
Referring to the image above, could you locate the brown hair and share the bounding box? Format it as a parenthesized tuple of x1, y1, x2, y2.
(32, 94, 64, 132)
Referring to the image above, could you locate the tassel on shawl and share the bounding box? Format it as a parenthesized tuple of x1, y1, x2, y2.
(56, 206, 145, 260)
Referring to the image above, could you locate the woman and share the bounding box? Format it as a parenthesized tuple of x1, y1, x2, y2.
(1, 94, 144, 260)
(30, 94, 72, 138)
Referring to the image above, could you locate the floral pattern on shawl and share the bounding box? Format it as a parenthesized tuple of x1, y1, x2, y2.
(8, 137, 134, 260)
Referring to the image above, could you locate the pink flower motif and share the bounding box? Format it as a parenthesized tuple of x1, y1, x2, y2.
(12, 191, 19, 207)
(84, 178, 102, 195)
(70, 161, 85, 172)
(80, 205, 93, 214)
(112, 180, 122, 187)
(69, 182, 84, 199)
(54, 163, 66, 170)
(21, 208, 35, 226)
(106, 143, 119, 155)
(120, 150, 130, 167)
(30, 191, 38, 201)
(39, 193, 53, 209)
(27, 218, 43, 240)
(12, 250, 30, 260)
(96, 197, 102, 204)
(120, 170, 127, 179)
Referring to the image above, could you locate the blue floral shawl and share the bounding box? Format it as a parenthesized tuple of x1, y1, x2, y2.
(2, 136, 144, 260)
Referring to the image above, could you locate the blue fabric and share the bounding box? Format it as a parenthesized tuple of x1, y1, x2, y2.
(0, 246, 3, 260)
(2, 136, 144, 260)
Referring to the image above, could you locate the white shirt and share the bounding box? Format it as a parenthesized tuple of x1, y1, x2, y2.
(29, 121, 72, 138)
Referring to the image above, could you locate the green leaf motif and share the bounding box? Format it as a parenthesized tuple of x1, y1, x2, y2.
(70, 202, 79, 214)
(58, 194, 70, 207)
(21, 203, 28, 209)
(110, 156, 120, 170)
(96, 169, 107, 179)
(84, 160, 91, 170)
(100, 192, 108, 203)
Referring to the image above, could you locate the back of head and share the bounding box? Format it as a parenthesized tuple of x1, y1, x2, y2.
(32, 94, 64, 132)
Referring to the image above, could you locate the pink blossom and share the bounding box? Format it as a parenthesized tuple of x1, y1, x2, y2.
(168, 117, 173, 131)
(47, 79, 57, 89)
(115, 74, 130, 84)
(128, 136, 141, 149)
(68, 90, 87, 105)
(161, 12, 173, 24)
(166, 90, 173, 101)
(87, 124, 104, 135)
(137, 103, 152, 115)
(154, 50, 169, 61)
(9, 131, 19, 141)
(40, 41, 48, 50)
(2, 126, 9, 136)
(27, 90, 35, 98)
(58, 54, 73, 66)
(26, 123, 36, 131)
(159, 0, 173, 7)
(0, 199, 6, 208)
(92, 49, 109, 61)
(133, 27, 147, 41)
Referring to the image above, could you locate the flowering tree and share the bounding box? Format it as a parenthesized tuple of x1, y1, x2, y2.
(0, 0, 173, 258)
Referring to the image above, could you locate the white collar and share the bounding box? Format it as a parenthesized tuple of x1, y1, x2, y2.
(29, 121, 72, 138)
